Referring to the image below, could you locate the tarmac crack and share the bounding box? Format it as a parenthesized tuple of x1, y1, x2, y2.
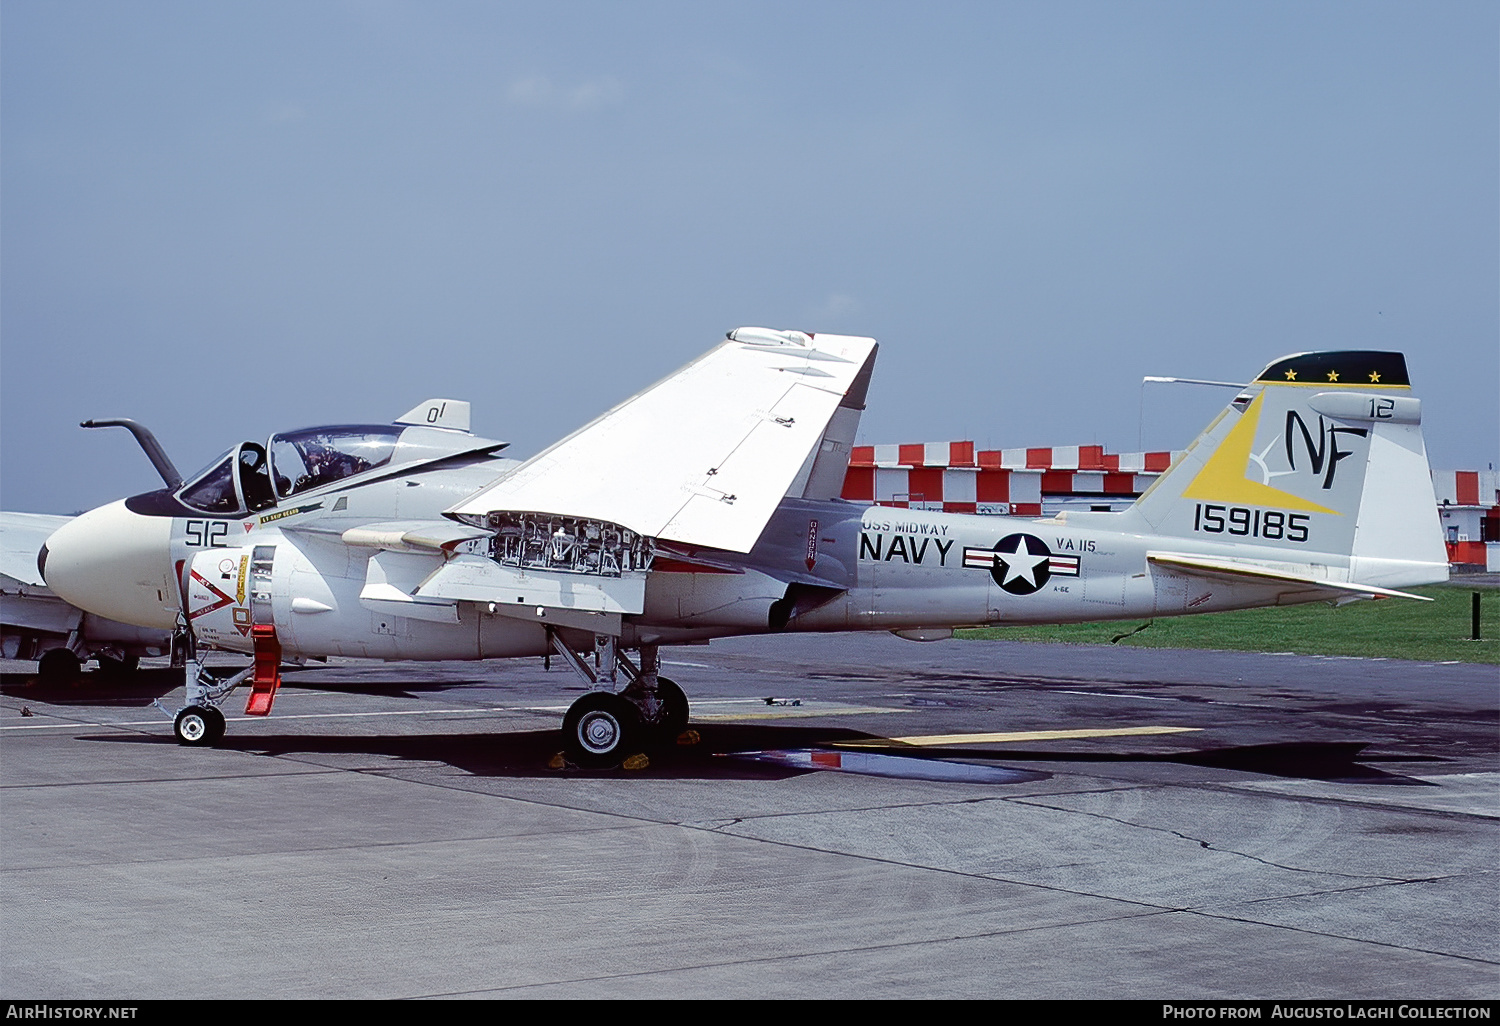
(1189, 907, 1500, 968)
(1002, 790, 1431, 885)
(407, 906, 1182, 998)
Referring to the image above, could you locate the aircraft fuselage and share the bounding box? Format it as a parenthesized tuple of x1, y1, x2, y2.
(177, 491, 1302, 665)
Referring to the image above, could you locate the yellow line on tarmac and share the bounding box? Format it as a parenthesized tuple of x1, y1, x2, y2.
(837, 725, 1202, 747)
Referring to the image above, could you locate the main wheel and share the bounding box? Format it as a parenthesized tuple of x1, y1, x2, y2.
(655, 676, 689, 737)
(37, 648, 81, 684)
(95, 655, 140, 678)
(562, 692, 641, 766)
(174, 706, 222, 747)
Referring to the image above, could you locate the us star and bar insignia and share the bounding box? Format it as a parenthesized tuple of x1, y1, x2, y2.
(962, 533, 1079, 596)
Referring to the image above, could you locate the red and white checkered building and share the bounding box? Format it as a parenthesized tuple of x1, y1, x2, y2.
(840, 442, 1180, 518)
(1432, 470, 1500, 570)
(841, 442, 1499, 570)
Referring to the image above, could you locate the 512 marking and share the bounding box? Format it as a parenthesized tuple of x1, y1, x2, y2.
(184, 520, 229, 547)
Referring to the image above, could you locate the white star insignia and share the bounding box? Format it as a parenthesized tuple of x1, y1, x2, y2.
(996, 535, 1050, 589)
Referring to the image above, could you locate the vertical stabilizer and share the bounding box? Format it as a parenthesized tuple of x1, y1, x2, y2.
(1126, 351, 1447, 590)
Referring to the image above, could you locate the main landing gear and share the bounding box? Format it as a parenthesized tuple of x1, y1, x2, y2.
(37, 648, 82, 684)
(550, 632, 691, 767)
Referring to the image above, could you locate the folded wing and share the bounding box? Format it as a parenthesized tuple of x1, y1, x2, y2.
(447, 328, 878, 554)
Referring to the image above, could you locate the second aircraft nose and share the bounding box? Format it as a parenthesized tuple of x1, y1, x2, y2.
(41, 500, 179, 629)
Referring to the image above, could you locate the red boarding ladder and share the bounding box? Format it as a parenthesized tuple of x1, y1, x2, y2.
(245, 624, 282, 715)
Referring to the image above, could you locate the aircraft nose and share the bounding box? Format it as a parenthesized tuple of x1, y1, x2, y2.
(42, 500, 179, 629)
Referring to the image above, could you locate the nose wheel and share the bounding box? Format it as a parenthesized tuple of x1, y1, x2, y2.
(173, 705, 226, 746)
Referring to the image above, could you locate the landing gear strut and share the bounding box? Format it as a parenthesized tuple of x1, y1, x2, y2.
(96, 654, 140, 678)
(550, 633, 691, 766)
(651, 676, 689, 738)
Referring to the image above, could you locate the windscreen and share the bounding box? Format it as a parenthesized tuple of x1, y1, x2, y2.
(178, 450, 240, 513)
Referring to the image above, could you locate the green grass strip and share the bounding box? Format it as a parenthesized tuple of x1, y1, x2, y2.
(958, 583, 1499, 664)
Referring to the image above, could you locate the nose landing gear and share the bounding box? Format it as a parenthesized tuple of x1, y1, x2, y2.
(163, 621, 251, 747)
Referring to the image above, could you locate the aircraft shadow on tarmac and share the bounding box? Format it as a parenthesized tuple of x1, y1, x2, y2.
(1, 668, 185, 706)
(80, 724, 874, 781)
(0, 668, 480, 705)
(75, 724, 1445, 785)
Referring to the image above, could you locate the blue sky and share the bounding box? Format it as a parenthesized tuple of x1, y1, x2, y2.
(3, 0, 1495, 513)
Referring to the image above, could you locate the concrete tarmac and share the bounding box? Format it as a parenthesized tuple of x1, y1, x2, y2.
(1, 634, 1495, 999)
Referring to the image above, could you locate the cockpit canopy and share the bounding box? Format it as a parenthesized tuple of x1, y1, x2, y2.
(176, 425, 402, 515)
(270, 426, 400, 498)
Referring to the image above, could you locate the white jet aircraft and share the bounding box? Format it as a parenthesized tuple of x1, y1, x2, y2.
(39, 328, 1448, 763)
(1, 512, 170, 679)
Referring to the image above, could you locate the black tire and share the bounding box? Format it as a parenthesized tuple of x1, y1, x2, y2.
(562, 692, 641, 767)
(655, 676, 689, 737)
(203, 706, 227, 744)
(174, 706, 220, 747)
(95, 655, 140, 678)
(37, 648, 81, 684)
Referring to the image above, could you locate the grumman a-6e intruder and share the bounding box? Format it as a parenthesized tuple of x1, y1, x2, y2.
(40, 329, 1448, 763)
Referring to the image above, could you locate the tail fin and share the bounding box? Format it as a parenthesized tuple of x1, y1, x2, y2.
(1127, 351, 1448, 590)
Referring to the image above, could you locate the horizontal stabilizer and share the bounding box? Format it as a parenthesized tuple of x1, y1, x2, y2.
(1147, 551, 1431, 601)
(447, 329, 879, 553)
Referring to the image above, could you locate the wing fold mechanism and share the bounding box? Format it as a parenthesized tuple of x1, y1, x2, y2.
(357, 549, 642, 625)
(446, 329, 879, 555)
(353, 513, 650, 629)
(1146, 552, 1432, 601)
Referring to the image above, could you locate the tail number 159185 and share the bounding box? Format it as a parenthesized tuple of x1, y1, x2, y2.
(1193, 504, 1309, 543)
